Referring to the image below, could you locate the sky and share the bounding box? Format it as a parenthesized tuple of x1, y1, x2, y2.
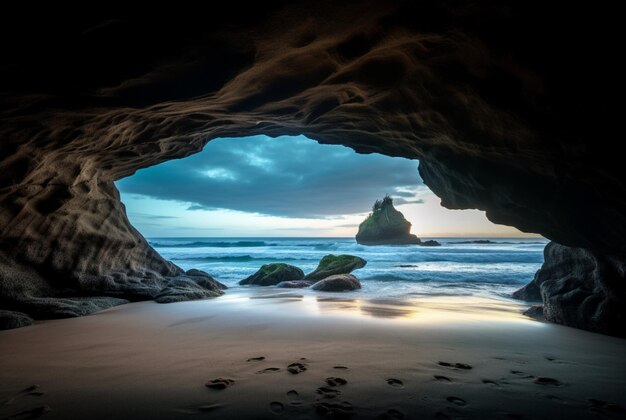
(116, 135, 539, 238)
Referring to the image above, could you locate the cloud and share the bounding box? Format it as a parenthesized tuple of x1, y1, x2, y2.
(393, 198, 425, 205)
(128, 212, 179, 219)
(116, 135, 424, 218)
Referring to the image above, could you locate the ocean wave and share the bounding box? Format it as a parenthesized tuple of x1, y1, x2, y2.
(362, 273, 527, 285)
(173, 255, 304, 262)
(151, 240, 271, 248)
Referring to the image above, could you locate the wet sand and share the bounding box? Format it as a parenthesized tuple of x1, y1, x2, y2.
(1, 291, 625, 419)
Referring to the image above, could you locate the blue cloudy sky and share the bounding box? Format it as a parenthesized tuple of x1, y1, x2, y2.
(116, 135, 533, 237)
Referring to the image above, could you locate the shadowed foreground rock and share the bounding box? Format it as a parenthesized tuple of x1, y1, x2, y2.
(0, 1, 625, 334)
(312, 274, 362, 292)
(514, 243, 625, 336)
(305, 255, 367, 281)
(240, 263, 305, 286)
(155, 270, 226, 303)
(0, 310, 33, 329)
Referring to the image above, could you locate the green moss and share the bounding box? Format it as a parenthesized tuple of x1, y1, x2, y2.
(305, 254, 367, 281)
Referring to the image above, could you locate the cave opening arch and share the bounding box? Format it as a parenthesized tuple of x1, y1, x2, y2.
(1, 1, 624, 336)
(112, 134, 545, 302)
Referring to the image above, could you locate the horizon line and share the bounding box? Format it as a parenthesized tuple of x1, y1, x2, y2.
(145, 234, 546, 239)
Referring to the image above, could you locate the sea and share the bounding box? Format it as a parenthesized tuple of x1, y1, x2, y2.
(150, 237, 548, 301)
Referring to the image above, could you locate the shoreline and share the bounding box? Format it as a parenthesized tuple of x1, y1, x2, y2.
(1, 292, 624, 419)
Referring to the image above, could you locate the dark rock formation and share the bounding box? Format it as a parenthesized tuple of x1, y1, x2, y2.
(356, 196, 421, 245)
(311, 274, 362, 292)
(305, 255, 366, 281)
(9, 296, 129, 320)
(240, 263, 305, 286)
(0, 2, 624, 333)
(523, 305, 545, 321)
(155, 270, 226, 303)
(420, 240, 441, 247)
(514, 242, 625, 336)
(276, 280, 314, 289)
(0, 310, 33, 329)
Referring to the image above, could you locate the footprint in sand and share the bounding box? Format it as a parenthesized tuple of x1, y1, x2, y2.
(326, 377, 348, 386)
(434, 375, 452, 382)
(533, 377, 562, 386)
(205, 378, 235, 390)
(333, 366, 349, 370)
(269, 401, 285, 414)
(438, 362, 472, 370)
(376, 408, 404, 419)
(316, 386, 341, 399)
(197, 403, 223, 412)
(1, 385, 46, 406)
(4, 405, 51, 419)
(247, 356, 266, 362)
(257, 367, 281, 374)
(287, 363, 307, 374)
(446, 396, 467, 406)
(510, 370, 534, 379)
(314, 400, 354, 418)
(481, 379, 499, 386)
(588, 398, 622, 412)
(286, 390, 299, 398)
(386, 378, 404, 388)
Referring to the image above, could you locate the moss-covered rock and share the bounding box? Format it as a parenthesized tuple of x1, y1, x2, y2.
(305, 254, 367, 281)
(239, 263, 305, 286)
(356, 196, 422, 245)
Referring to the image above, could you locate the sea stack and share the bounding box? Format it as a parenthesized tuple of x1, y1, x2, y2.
(356, 196, 431, 246)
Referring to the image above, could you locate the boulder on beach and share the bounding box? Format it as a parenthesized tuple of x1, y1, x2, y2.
(356, 196, 423, 245)
(240, 263, 305, 286)
(305, 254, 367, 281)
(311, 274, 361, 291)
(276, 280, 314, 288)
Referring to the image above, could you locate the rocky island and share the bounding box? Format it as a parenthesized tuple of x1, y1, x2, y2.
(356, 196, 440, 246)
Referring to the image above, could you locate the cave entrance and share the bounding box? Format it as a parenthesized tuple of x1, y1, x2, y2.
(115, 134, 546, 303)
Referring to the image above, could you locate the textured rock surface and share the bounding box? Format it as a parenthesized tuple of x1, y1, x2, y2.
(0, 310, 33, 329)
(0, 2, 624, 333)
(240, 263, 305, 286)
(276, 280, 314, 289)
(305, 255, 367, 281)
(155, 270, 226, 303)
(514, 242, 625, 336)
(311, 274, 362, 292)
(356, 196, 421, 245)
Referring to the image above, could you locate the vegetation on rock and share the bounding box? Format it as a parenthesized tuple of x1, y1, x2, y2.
(305, 255, 367, 281)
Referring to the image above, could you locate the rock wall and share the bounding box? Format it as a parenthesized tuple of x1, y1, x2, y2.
(514, 243, 625, 336)
(1, 1, 624, 334)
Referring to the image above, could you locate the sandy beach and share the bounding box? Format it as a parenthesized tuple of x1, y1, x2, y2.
(1, 290, 624, 419)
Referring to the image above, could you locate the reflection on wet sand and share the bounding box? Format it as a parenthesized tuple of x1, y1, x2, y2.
(249, 293, 304, 301)
(313, 294, 536, 324)
(225, 287, 536, 325)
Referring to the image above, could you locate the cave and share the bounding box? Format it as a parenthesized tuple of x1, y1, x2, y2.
(1, 2, 624, 339)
